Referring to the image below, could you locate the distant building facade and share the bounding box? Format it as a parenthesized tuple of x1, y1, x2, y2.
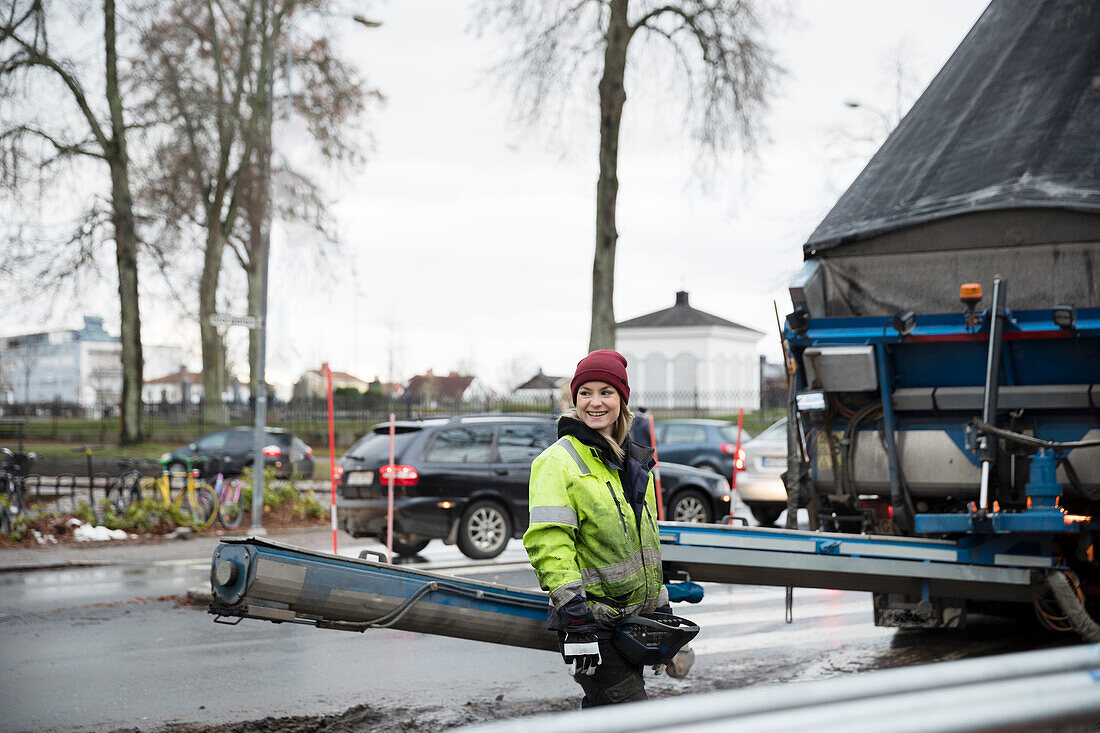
(0, 316, 181, 406)
(617, 292, 764, 410)
(403, 369, 483, 406)
(142, 370, 203, 404)
(512, 369, 568, 407)
(292, 367, 371, 400)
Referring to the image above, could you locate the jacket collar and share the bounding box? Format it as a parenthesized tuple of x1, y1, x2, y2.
(557, 416, 654, 471)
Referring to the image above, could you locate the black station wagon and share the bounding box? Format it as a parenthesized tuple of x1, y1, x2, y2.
(336, 415, 732, 559)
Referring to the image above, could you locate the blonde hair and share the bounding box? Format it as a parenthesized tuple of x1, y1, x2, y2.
(560, 403, 635, 462)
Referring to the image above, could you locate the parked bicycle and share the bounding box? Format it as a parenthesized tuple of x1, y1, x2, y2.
(210, 461, 245, 529)
(0, 447, 33, 534)
(143, 456, 219, 530)
(94, 457, 147, 524)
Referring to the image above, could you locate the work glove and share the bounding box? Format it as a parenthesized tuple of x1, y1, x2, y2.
(561, 631, 601, 676)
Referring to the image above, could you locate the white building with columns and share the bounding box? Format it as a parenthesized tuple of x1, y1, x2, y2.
(617, 291, 764, 410)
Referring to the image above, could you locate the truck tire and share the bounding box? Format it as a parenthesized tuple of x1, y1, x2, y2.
(750, 504, 782, 526)
(457, 500, 511, 560)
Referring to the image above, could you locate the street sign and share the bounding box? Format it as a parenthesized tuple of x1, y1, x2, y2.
(209, 313, 260, 329)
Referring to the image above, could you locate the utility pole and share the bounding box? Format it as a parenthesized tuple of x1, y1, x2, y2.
(250, 0, 275, 533)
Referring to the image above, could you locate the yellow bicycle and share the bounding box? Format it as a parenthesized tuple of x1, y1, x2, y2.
(144, 456, 219, 530)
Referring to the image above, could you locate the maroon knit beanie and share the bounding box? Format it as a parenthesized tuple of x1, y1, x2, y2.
(571, 350, 630, 405)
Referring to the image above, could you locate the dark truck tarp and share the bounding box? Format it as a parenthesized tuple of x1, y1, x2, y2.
(802, 0, 1100, 316)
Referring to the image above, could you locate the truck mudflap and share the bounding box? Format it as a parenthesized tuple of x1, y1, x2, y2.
(209, 536, 558, 651)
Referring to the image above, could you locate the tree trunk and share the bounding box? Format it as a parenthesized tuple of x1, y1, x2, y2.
(589, 0, 631, 352)
(104, 0, 143, 444)
(199, 221, 226, 422)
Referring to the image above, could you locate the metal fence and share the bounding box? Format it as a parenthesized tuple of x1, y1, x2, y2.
(1, 388, 787, 447)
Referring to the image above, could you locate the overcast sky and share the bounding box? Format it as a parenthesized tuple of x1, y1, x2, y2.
(6, 0, 990, 395)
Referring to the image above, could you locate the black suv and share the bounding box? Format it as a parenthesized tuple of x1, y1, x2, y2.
(336, 415, 732, 559)
(163, 427, 314, 479)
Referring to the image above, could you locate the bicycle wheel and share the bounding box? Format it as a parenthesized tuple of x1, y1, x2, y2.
(118, 471, 142, 509)
(177, 483, 218, 530)
(217, 479, 244, 529)
(96, 479, 123, 524)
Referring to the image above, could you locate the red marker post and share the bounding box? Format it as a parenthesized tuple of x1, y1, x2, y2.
(386, 412, 396, 563)
(647, 412, 665, 521)
(325, 363, 338, 554)
(732, 407, 744, 490)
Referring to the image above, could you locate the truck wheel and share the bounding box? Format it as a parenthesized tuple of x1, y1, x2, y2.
(391, 534, 431, 556)
(669, 490, 713, 523)
(750, 504, 782, 526)
(457, 500, 511, 560)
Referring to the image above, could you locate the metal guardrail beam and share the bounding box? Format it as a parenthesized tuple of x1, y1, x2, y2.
(461, 643, 1100, 732)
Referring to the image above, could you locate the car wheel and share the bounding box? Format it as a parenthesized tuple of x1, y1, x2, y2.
(669, 490, 713, 523)
(694, 464, 719, 474)
(457, 500, 512, 560)
(391, 533, 431, 556)
(750, 504, 783, 526)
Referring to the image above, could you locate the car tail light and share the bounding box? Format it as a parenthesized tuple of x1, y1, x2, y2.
(262, 444, 282, 458)
(379, 464, 419, 486)
(333, 465, 344, 481)
(725, 445, 747, 470)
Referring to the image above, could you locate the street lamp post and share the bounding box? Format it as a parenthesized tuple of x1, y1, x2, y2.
(251, 0, 276, 533)
(250, 5, 380, 532)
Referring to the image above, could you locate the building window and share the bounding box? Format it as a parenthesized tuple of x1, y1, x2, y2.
(673, 353, 697, 394)
(644, 353, 667, 397)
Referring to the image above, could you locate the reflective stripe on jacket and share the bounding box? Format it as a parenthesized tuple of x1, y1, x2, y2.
(523, 434, 666, 623)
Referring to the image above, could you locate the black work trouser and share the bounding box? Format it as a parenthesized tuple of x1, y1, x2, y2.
(563, 637, 647, 708)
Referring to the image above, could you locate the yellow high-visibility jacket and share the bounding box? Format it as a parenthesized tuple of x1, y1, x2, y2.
(524, 433, 667, 626)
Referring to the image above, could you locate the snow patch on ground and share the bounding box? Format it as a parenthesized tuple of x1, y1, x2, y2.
(31, 529, 58, 544)
(69, 519, 136, 542)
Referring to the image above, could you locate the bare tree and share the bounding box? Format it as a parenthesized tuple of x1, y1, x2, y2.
(475, 0, 782, 350)
(134, 0, 376, 410)
(1, 0, 146, 443)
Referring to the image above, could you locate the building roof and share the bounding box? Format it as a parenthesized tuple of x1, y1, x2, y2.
(404, 370, 475, 401)
(514, 370, 566, 391)
(146, 371, 201, 385)
(805, 0, 1100, 255)
(618, 292, 763, 335)
(307, 367, 367, 383)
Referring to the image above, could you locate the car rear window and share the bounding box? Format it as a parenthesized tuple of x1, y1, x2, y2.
(225, 431, 253, 450)
(754, 420, 787, 442)
(664, 424, 707, 443)
(425, 426, 494, 463)
(497, 423, 553, 463)
(346, 430, 420, 462)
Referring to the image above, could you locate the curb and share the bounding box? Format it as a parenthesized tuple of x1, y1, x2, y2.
(0, 559, 111, 573)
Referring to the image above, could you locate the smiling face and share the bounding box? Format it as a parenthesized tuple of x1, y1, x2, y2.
(575, 381, 621, 437)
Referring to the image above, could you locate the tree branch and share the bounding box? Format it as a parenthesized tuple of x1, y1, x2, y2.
(0, 124, 104, 160)
(0, 34, 111, 151)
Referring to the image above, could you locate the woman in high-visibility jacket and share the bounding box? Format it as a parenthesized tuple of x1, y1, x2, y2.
(524, 349, 669, 707)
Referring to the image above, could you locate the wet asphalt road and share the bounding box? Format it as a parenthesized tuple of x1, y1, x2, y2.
(0, 515, 1084, 733)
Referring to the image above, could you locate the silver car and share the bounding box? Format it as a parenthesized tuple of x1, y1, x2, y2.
(736, 417, 788, 525)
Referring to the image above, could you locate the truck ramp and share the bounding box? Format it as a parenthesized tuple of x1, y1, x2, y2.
(660, 521, 1047, 604)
